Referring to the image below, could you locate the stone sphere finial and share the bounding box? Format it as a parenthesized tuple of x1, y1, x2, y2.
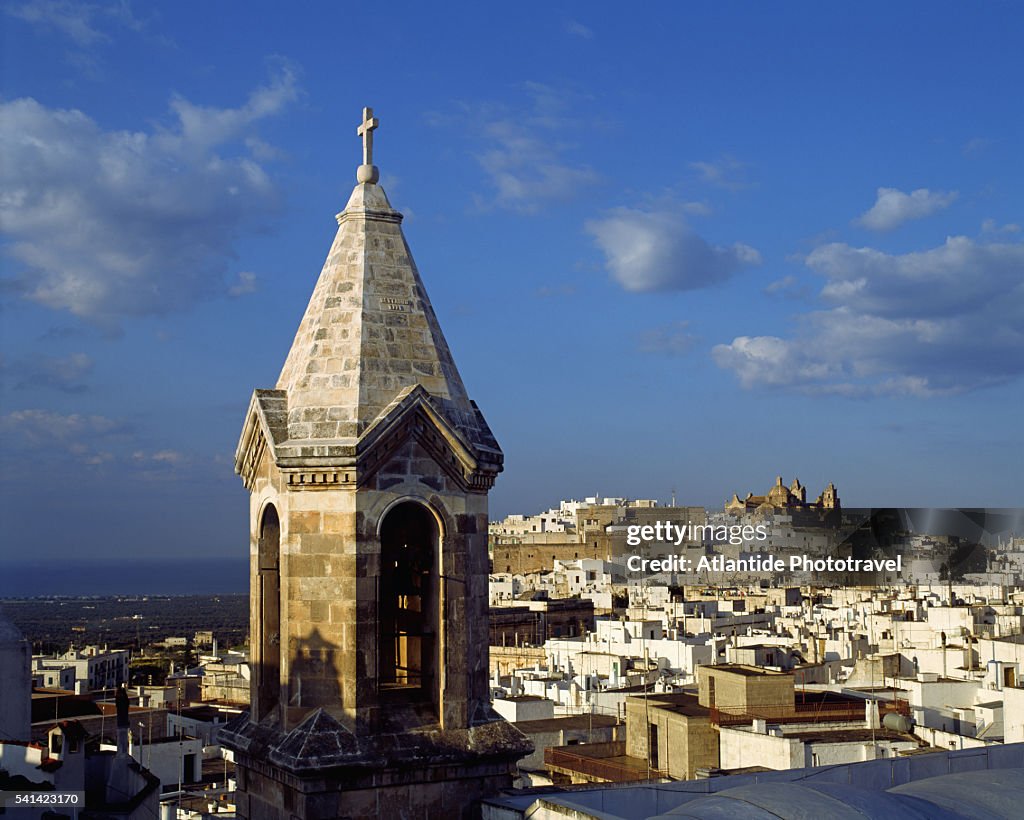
(356, 164, 380, 184)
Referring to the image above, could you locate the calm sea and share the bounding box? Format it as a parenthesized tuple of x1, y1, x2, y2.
(0, 558, 248, 597)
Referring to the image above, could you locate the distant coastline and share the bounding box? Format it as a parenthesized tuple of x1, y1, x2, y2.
(0, 558, 248, 597)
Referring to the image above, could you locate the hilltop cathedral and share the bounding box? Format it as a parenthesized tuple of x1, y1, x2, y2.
(220, 109, 531, 819)
(726, 476, 840, 517)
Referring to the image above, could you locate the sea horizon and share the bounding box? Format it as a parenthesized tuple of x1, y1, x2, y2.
(0, 558, 249, 598)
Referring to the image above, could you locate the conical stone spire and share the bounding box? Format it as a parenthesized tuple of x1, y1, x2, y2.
(272, 108, 499, 458)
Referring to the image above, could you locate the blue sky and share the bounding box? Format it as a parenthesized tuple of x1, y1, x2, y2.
(1, 2, 1022, 561)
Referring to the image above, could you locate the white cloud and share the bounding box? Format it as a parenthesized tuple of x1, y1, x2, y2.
(714, 236, 1024, 396)
(586, 207, 761, 292)
(689, 156, 751, 190)
(807, 236, 1023, 317)
(475, 119, 599, 212)
(228, 271, 258, 297)
(714, 313, 965, 397)
(1, 408, 188, 474)
(5, 0, 147, 51)
(132, 449, 185, 465)
(0, 408, 126, 466)
(963, 137, 994, 156)
(0, 408, 123, 442)
(168, 65, 298, 151)
(712, 335, 835, 389)
(565, 20, 594, 39)
(6, 0, 109, 46)
(3, 352, 93, 393)
(855, 187, 957, 231)
(982, 218, 1021, 235)
(440, 85, 600, 212)
(763, 274, 805, 297)
(0, 65, 298, 324)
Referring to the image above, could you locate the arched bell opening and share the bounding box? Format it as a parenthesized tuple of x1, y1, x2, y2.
(377, 501, 440, 712)
(257, 504, 281, 720)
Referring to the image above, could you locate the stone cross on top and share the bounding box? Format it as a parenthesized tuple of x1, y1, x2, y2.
(356, 106, 380, 185)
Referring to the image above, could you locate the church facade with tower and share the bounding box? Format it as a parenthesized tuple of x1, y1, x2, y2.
(221, 109, 531, 819)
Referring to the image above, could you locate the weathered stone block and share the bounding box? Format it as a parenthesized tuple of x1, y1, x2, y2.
(322, 512, 355, 533)
(297, 532, 341, 553)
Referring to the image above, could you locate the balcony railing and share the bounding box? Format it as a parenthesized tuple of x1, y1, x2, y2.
(709, 698, 910, 726)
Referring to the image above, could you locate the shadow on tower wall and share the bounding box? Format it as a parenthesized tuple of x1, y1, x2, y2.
(288, 627, 342, 711)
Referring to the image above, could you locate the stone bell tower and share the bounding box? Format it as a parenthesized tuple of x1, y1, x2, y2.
(221, 108, 530, 819)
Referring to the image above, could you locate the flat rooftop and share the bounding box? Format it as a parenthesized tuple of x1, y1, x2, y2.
(627, 692, 710, 717)
(783, 728, 914, 744)
(514, 714, 620, 734)
(705, 663, 787, 677)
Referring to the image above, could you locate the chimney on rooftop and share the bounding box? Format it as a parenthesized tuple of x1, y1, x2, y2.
(865, 700, 881, 730)
(106, 684, 133, 804)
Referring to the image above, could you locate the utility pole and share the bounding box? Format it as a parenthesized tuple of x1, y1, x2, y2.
(177, 678, 183, 817)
